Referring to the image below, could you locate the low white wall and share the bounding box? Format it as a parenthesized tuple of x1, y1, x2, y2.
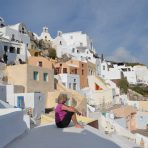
(98, 113, 148, 148)
(127, 100, 139, 109)
(0, 108, 29, 147)
(135, 133, 148, 148)
(89, 89, 113, 107)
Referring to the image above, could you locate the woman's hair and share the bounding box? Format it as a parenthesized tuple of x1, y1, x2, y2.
(57, 93, 68, 104)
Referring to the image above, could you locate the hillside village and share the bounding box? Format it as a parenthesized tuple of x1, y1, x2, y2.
(0, 17, 148, 148)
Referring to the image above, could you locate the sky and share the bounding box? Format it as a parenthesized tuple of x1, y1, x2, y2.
(0, 0, 148, 65)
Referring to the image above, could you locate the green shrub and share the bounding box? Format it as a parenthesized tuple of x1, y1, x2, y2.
(118, 78, 129, 94)
(48, 48, 57, 59)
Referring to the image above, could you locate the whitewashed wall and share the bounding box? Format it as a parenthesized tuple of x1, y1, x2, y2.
(58, 74, 80, 91)
(0, 108, 29, 147)
(14, 92, 45, 118)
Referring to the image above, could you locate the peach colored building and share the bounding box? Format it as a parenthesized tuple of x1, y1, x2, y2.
(6, 64, 54, 97)
(28, 56, 54, 69)
(54, 59, 88, 89)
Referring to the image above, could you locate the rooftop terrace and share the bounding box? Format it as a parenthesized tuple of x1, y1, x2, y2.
(6, 123, 139, 148)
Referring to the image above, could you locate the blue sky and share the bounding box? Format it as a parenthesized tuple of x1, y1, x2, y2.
(1, 0, 148, 65)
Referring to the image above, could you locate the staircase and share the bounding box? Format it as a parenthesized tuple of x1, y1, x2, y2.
(46, 79, 87, 115)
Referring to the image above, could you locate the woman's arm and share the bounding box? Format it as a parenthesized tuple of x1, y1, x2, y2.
(62, 105, 81, 115)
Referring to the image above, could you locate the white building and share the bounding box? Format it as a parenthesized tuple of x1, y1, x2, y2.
(116, 64, 137, 85)
(81, 75, 113, 109)
(99, 61, 137, 84)
(55, 74, 80, 91)
(0, 84, 45, 118)
(6, 92, 45, 118)
(100, 61, 122, 80)
(133, 65, 148, 85)
(39, 27, 53, 41)
(0, 37, 28, 64)
(105, 79, 120, 104)
(53, 31, 96, 64)
(0, 22, 31, 64)
(0, 84, 24, 102)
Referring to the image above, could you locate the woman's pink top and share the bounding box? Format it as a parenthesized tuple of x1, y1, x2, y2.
(55, 104, 67, 123)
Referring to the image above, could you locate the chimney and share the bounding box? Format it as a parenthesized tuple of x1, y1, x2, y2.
(101, 54, 104, 62)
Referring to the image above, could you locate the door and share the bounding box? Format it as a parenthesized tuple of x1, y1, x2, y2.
(17, 96, 25, 109)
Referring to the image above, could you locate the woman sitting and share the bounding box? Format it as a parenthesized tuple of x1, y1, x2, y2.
(55, 93, 83, 128)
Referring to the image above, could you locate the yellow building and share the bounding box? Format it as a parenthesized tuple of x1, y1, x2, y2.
(87, 61, 96, 76)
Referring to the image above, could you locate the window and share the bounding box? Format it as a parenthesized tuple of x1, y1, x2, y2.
(33, 71, 39, 81)
(38, 61, 42, 67)
(82, 64, 84, 67)
(82, 69, 84, 75)
(80, 42, 83, 46)
(74, 79, 76, 82)
(17, 48, 20, 54)
(73, 83, 77, 90)
(10, 47, 15, 53)
(72, 48, 75, 53)
(59, 41, 62, 45)
(22, 27, 25, 33)
(11, 34, 15, 41)
(91, 70, 93, 75)
(69, 83, 71, 88)
(63, 68, 67, 73)
(70, 36, 73, 39)
(74, 69, 77, 74)
(4, 46, 8, 52)
(43, 73, 48, 81)
(103, 65, 105, 70)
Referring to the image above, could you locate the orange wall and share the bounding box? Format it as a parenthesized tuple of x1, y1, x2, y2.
(54, 60, 88, 89)
(66, 60, 88, 89)
(126, 114, 136, 131)
(28, 57, 53, 69)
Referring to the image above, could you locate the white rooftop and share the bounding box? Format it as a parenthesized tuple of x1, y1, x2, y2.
(6, 124, 138, 148)
(0, 100, 14, 109)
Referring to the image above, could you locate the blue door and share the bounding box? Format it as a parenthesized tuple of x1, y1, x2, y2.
(17, 96, 24, 109)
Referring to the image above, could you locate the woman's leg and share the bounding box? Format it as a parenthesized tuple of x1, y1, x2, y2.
(56, 111, 74, 128)
(56, 111, 83, 128)
(71, 113, 83, 128)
